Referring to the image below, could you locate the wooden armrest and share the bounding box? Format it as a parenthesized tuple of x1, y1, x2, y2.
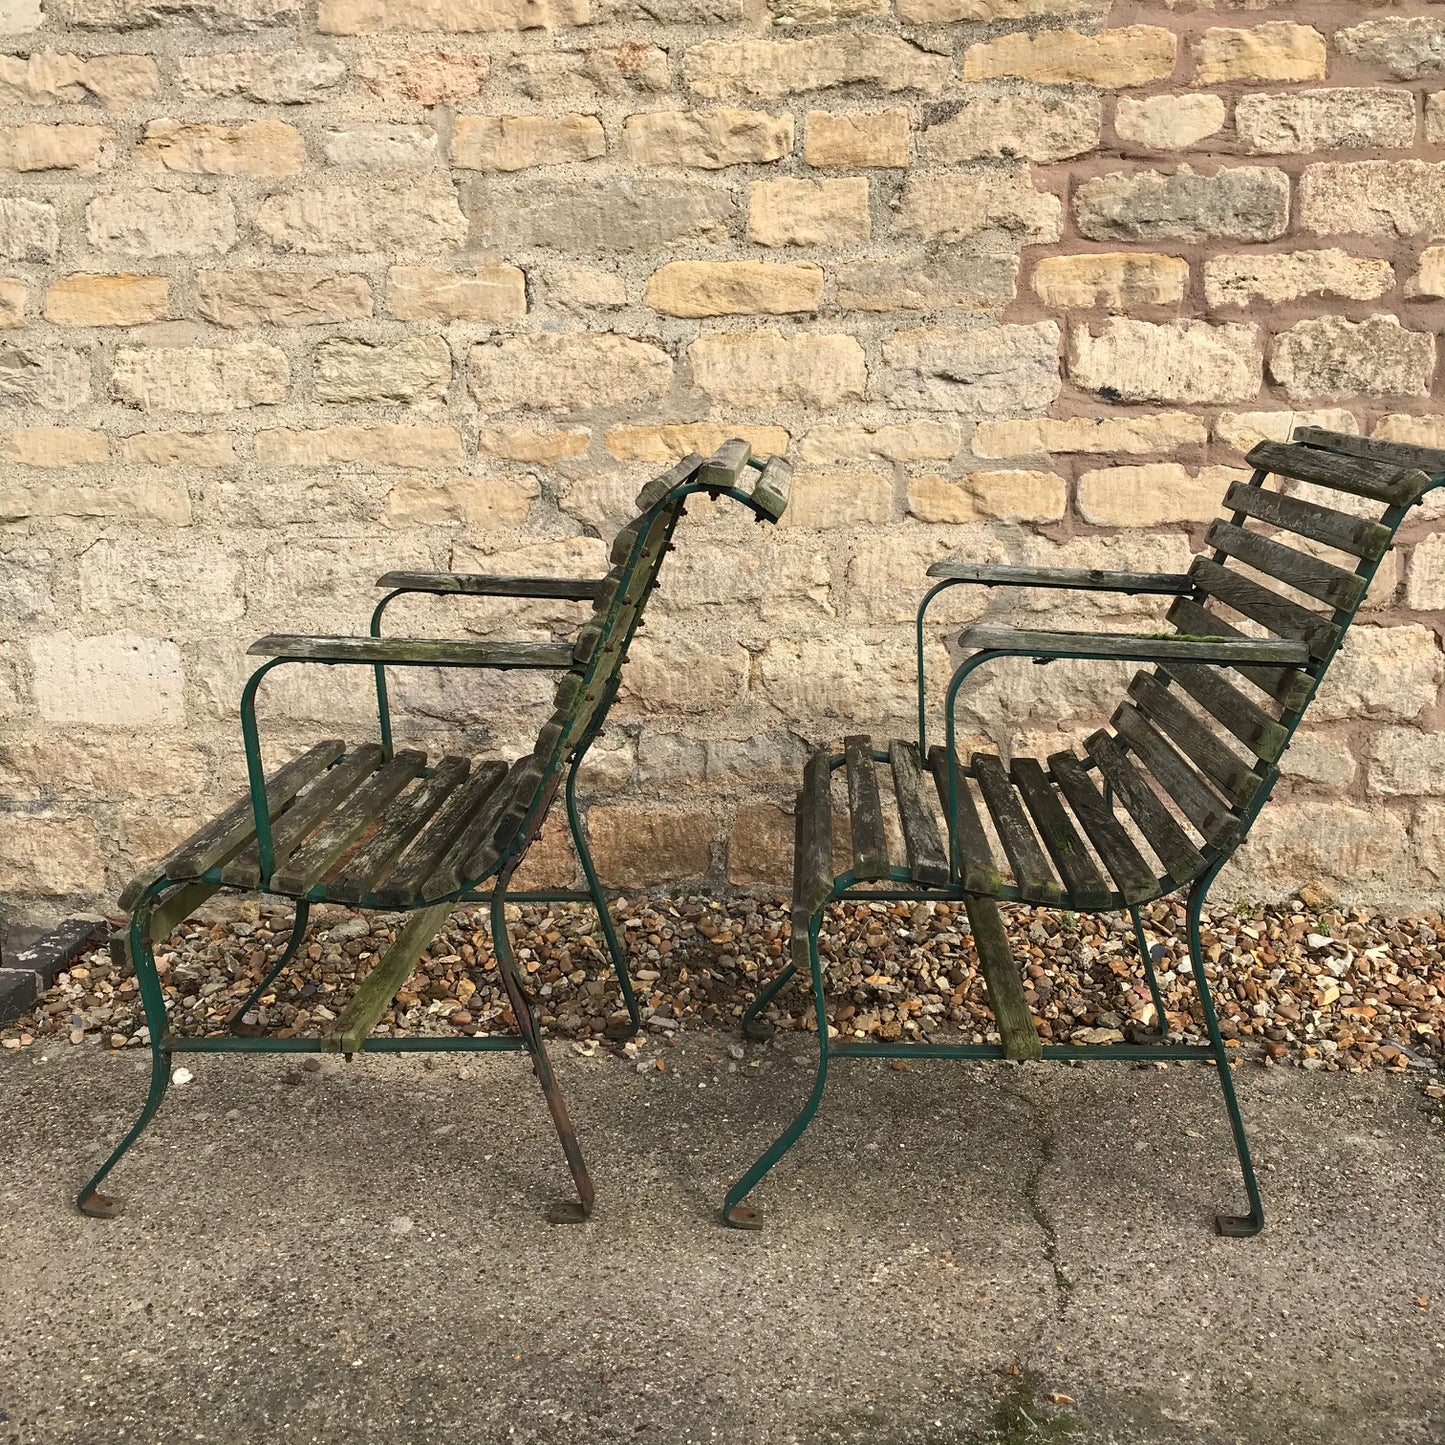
(956, 625, 1310, 667)
(375, 571, 605, 601)
(248, 635, 576, 668)
(927, 562, 1192, 595)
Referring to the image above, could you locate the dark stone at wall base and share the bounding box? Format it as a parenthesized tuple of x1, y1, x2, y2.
(0, 918, 108, 1025)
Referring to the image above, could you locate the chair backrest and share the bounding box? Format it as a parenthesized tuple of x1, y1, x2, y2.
(452, 441, 792, 893)
(1094, 427, 1444, 877)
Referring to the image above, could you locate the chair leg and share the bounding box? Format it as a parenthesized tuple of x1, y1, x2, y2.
(740, 960, 796, 1041)
(1186, 874, 1265, 1238)
(76, 887, 173, 1218)
(565, 754, 640, 1037)
(722, 910, 829, 1230)
(490, 884, 595, 1224)
(1130, 904, 1170, 1043)
(226, 901, 310, 1035)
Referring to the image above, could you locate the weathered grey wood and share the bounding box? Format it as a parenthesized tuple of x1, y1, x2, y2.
(1010, 757, 1113, 909)
(1084, 731, 1204, 885)
(1161, 663, 1290, 764)
(1110, 705, 1238, 850)
(972, 753, 1062, 904)
(889, 740, 949, 887)
(322, 902, 454, 1055)
(1222, 482, 1392, 561)
(750, 456, 792, 520)
(272, 750, 428, 896)
(1247, 439, 1427, 507)
(1046, 750, 1158, 905)
(958, 621, 1310, 667)
(1225, 479, 1392, 557)
(223, 745, 386, 889)
(927, 746, 1000, 894)
(795, 749, 836, 918)
(844, 735, 889, 880)
(373, 762, 508, 908)
(1294, 427, 1445, 486)
(696, 438, 751, 489)
(248, 635, 576, 669)
(634, 453, 706, 511)
(1129, 672, 1263, 805)
(1187, 558, 1337, 660)
(424, 755, 542, 897)
(374, 572, 605, 601)
(1166, 598, 1313, 712)
(928, 562, 1191, 594)
(1206, 520, 1366, 611)
(468, 754, 550, 881)
(162, 740, 345, 882)
(326, 757, 472, 904)
(964, 895, 1041, 1062)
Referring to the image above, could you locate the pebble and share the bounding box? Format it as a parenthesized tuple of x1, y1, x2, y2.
(0, 892, 1439, 1078)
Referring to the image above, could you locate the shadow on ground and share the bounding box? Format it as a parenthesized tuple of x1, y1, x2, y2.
(2, 1038, 1442, 1443)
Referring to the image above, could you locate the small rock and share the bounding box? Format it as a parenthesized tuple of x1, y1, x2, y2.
(171, 1067, 194, 1086)
(389, 1215, 414, 1236)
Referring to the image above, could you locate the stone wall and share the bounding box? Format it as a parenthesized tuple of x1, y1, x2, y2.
(1, 0, 1444, 923)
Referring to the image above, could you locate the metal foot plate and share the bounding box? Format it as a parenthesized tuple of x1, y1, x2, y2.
(1214, 1211, 1263, 1238)
(721, 1203, 763, 1231)
(77, 1190, 123, 1220)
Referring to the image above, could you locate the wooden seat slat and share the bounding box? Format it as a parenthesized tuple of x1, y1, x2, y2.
(1206, 520, 1366, 611)
(163, 739, 345, 883)
(1110, 704, 1239, 850)
(1010, 757, 1114, 909)
(1046, 750, 1158, 905)
(1162, 663, 1290, 764)
(325, 756, 471, 904)
(844, 735, 889, 880)
(1129, 672, 1264, 805)
(1222, 482, 1392, 560)
(927, 745, 1001, 894)
(972, 753, 1063, 904)
(272, 750, 428, 895)
(1188, 558, 1338, 660)
(1246, 440, 1427, 507)
(1166, 597, 1313, 712)
(372, 761, 509, 908)
(1294, 426, 1445, 482)
(222, 745, 386, 889)
(889, 740, 949, 887)
(1084, 731, 1205, 885)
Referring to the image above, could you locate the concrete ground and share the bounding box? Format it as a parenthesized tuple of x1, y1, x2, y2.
(2, 1036, 1442, 1445)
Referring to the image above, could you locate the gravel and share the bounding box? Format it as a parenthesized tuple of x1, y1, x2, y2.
(3, 891, 1442, 1081)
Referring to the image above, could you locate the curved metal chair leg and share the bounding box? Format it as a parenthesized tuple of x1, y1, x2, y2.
(490, 883, 595, 1224)
(226, 901, 310, 1035)
(1187, 873, 1264, 1237)
(1130, 905, 1170, 1043)
(77, 886, 173, 1218)
(740, 960, 796, 1041)
(565, 755, 640, 1037)
(722, 913, 829, 1230)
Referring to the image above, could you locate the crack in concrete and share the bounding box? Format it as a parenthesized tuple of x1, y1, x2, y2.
(1001, 1081, 1072, 1321)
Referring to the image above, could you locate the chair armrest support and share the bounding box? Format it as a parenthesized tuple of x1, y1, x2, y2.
(955, 625, 1310, 667)
(374, 571, 606, 601)
(926, 563, 1193, 595)
(248, 635, 576, 669)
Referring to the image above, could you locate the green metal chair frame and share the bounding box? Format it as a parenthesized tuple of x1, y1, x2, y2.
(724, 427, 1445, 1235)
(79, 442, 790, 1224)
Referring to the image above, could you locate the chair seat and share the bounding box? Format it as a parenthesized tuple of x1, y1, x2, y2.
(796, 734, 1213, 915)
(131, 740, 541, 909)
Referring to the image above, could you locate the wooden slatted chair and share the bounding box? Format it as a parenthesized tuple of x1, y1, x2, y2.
(80, 443, 791, 1223)
(724, 427, 1444, 1235)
